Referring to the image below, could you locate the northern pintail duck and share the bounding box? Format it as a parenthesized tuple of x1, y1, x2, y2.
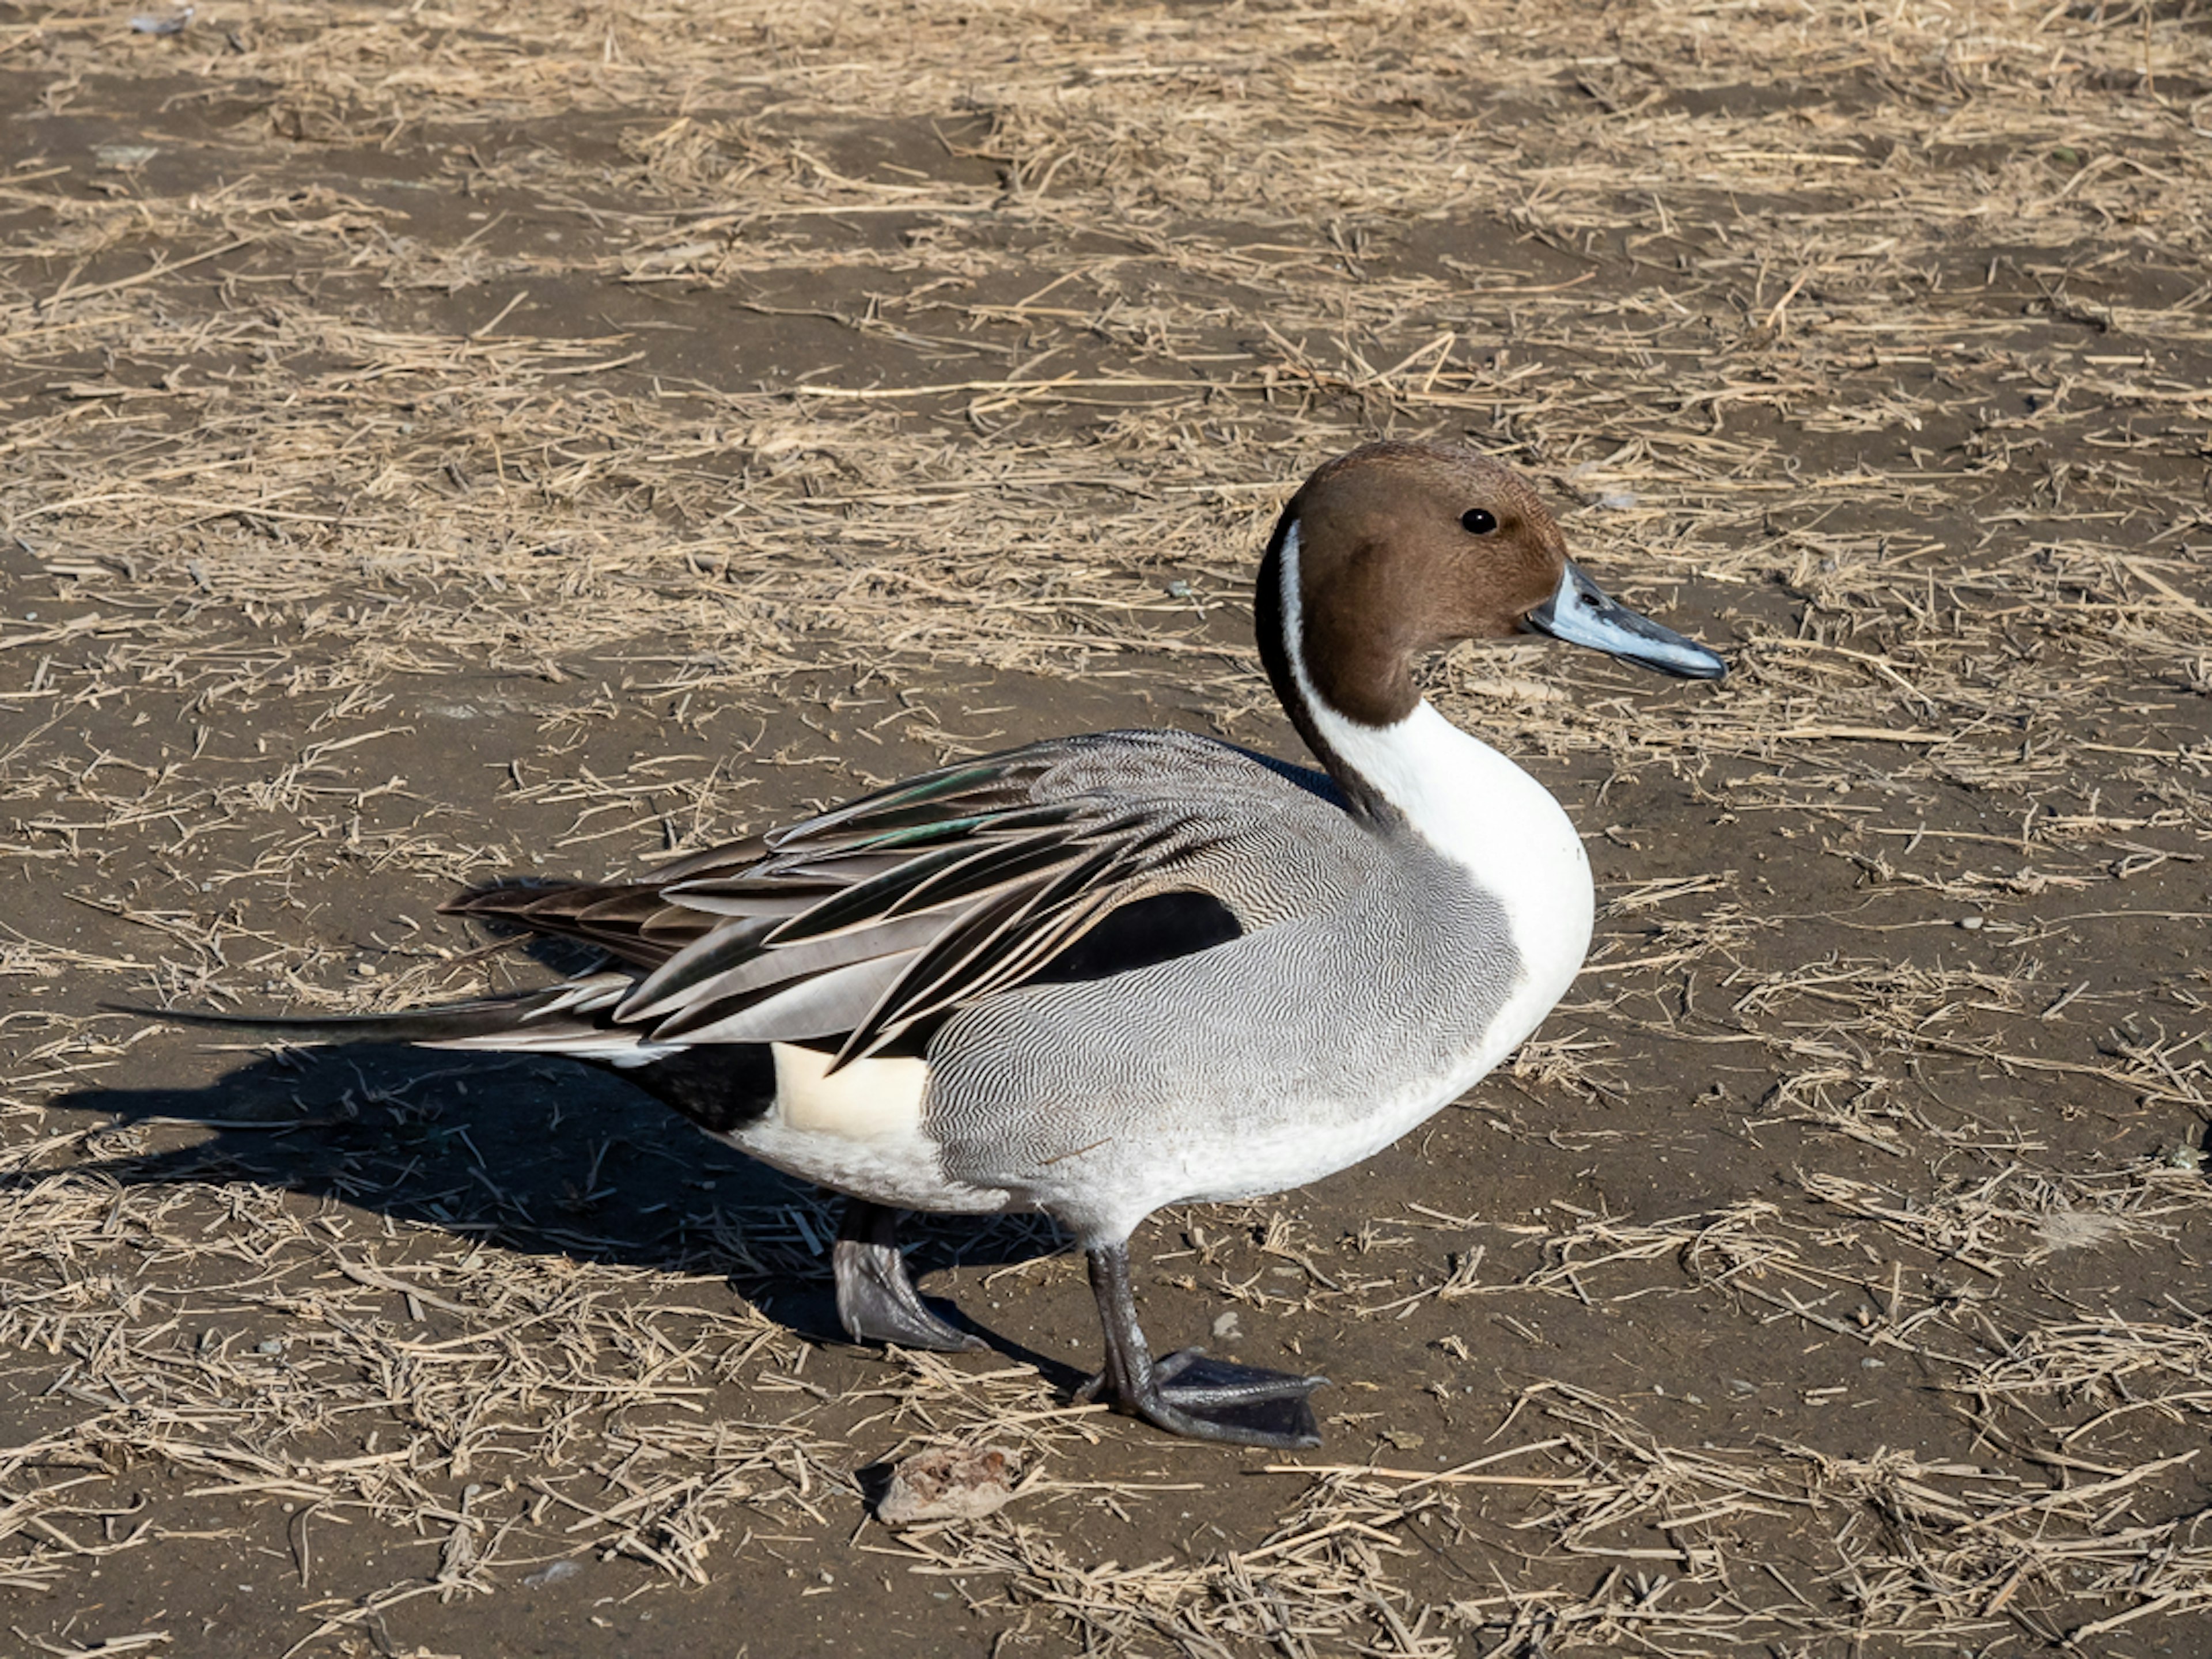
(141, 442, 1725, 1448)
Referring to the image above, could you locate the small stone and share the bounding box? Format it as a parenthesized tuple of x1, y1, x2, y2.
(1958, 916, 1984, 931)
(1862, 1357, 1886, 1370)
(1381, 1430, 1423, 1450)
(1211, 1310, 1244, 1340)
(523, 1560, 581, 1588)
(874, 1446, 1021, 1528)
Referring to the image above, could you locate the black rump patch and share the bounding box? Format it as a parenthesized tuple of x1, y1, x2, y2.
(1032, 890, 1244, 984)
(618, 1044, 777, 1136)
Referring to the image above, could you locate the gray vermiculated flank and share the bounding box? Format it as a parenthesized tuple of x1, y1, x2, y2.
(915, 728, 1520, 1234)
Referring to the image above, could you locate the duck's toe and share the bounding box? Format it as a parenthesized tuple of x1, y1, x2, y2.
(832, 1202, 988, 1354)
(839, 1267, 988, 1353)
(1088, 1349, 1325, 1448)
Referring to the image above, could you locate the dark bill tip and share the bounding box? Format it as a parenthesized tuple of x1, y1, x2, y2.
(1524, 562, 1728, 681)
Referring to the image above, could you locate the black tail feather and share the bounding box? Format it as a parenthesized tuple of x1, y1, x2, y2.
(105, 989, 580, 1047)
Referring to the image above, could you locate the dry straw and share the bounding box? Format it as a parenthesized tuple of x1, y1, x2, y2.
(3, 0, 2210, 1652)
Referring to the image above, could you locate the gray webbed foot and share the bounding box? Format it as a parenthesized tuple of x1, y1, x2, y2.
(1084, 1242, 1326, 1449)
(833, 1199, 986, 1354)
(1081, 1345, 1325, 1447)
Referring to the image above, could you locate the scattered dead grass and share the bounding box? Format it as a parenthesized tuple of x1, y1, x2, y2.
(3, 0, 2210, 1653)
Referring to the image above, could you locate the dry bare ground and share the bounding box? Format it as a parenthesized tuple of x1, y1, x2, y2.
(3, 1, 2210, 1654)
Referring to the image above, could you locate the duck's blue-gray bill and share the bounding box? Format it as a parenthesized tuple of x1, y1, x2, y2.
(1524, 561, 1727, 680)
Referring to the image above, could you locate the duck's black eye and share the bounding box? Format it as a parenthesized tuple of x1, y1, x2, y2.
(1460, 507, 1498, 536)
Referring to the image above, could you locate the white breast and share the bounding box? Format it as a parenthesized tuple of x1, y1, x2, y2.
(1318, 699, 1592, 1039)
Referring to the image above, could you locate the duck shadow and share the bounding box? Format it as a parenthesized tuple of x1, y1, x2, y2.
(36, 1040, 1085, 1389)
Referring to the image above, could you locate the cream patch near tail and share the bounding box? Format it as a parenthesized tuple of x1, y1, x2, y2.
(771, 1042, 929, 1139)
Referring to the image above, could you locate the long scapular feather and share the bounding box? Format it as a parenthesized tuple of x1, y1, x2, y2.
(620, 832, 773, 884)
(831, 881, 1060, 1065)
(828, 834, 1142, 1065)
(619, 910, 960, 1027)
(666, 953, 921, 1045)
(768, 757, 1037, 842)
(878, 829, 1096, 920)
(755, 827, 1069, 949)
(832, 800, 1079, 851)
(438, 884, 690, 968)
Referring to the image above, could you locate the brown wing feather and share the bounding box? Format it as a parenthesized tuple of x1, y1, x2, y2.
(431, 738, 1252, 1065)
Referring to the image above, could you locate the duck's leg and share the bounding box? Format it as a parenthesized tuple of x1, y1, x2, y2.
(832, 1199, 986, 1353)
(1078, 1240, 1325, 1448)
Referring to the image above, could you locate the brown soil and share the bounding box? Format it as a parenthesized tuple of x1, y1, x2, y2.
(3, 2, 2210, 1655)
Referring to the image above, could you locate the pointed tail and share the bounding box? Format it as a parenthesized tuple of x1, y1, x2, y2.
(107, 974, 636, 1051)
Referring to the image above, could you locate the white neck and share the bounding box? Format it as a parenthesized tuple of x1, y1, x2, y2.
(1277, 521, 1595, 1021)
